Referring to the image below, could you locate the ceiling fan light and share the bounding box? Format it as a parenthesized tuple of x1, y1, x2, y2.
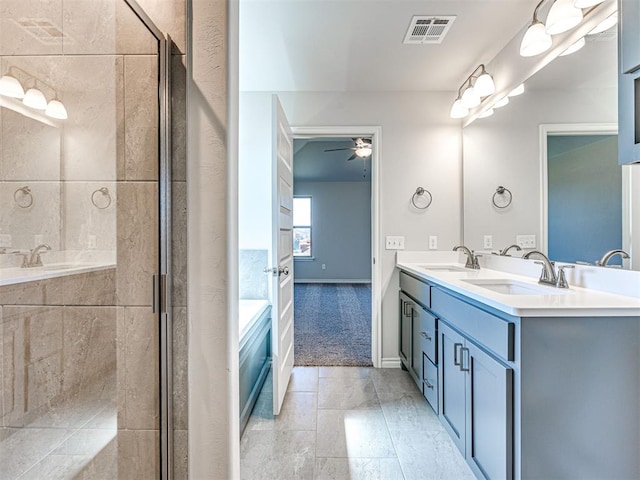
(450, 99, 469, 119)
(545, 0, 583, 35)
(589, 13, 617, 35)
(520, 22, 552, 57)
(474, 72, 496, 97)
(355, 146, 372, 158)
(494, 96, 510, 108)
(0, 74, 25, 99)
(461, 85, 481, 109)
(574, 0, 605, 8)
(560, 36, 586, 56)
(508, 83, 525, 97)
(23, 87, 47, 110)
(45, 99, 68, 119)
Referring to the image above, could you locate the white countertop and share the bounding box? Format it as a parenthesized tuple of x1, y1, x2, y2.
(397, 253, 640, 317)
(0, 262, 116, 287)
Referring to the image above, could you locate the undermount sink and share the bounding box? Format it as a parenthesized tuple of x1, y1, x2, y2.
(462, 278, 569, 295)
(418, 264, 469, 273)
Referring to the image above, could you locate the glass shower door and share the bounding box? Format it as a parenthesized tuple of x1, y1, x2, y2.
(0, 1, 170, 478)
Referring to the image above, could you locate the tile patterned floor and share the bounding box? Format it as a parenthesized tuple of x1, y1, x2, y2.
(240, 366, 475, 480)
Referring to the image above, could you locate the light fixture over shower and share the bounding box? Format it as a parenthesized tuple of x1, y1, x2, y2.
(0, 67, 68, 120)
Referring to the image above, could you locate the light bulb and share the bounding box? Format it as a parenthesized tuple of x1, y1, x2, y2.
(589, 13, 617, 35)
(355, 146, 372, 158)
(23, 88, 47, 110)
(450, 99, 469, 119)
(461, 85, 481, 109)
(0, 74, 25, 99)
(520, 22, 552, 57)
(508, 84, 525, 97)
(574, 0, 605, 7)
(560, 36, 586, 56)
(478, 108, 494, 119)
(45, 99, 68, 119)
(494, 96, 510, 108)
(545, 0, 583, 35)
(474, 72, 496, 97)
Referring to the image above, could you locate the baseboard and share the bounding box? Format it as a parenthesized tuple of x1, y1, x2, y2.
(294, 279, 372, 284)
(381, 357, 402, 369)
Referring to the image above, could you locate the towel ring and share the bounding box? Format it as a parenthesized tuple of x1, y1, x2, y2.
(411, 187, 432, 210)
(14, 186, 33, 209)
(492, 186, 512, 209)
(91, 187, 112, 209)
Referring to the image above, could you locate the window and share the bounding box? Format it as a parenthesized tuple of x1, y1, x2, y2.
(293, 196, 312, 257)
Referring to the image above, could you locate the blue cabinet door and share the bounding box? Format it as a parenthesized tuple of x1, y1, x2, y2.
(438, 321, 466, 455)
(399, 293, 413, 368)
(465, 342, 514, 480)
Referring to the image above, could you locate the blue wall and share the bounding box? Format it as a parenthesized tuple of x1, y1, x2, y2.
(548, 135, 621, 265)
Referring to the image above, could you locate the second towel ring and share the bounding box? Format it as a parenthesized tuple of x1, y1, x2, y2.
(91, 187, 112, 209)
(411, 187, 433, 210)
(14, 186, 34, 208)
(492, 186, 512, 209)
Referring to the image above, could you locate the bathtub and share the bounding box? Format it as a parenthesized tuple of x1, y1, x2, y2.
(239, 299, 271, 434)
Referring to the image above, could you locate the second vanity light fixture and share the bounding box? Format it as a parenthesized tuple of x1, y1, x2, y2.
(450, 64, 496, 119)
(0, 67, 68, 120)
(520, 0, 613, 57)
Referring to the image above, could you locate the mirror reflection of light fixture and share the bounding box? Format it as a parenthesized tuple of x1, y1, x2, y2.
(545, 0, 583, 35)
(461, 84, 481, 109)
(574, 0, 605, 8)
(494, 96, 510, 108)
(509, 83, 525, 97)
(0, 74, 25, 99)
(450, 64, 495, 118)
(45, 99, 68, 119)
(23, 87, 48, 110)
(589, 12, 617, 34)
(520, 0, 553, 57)
(474, 67, 496, 97)
(559, 36, 586, 56)
(0, 67, 68, 120)
(478, 108, 494, 118)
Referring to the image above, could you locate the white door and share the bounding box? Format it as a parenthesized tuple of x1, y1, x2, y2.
(271, 95, 294, 415)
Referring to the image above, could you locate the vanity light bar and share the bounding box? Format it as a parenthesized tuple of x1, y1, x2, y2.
(0, 67, 67, 120)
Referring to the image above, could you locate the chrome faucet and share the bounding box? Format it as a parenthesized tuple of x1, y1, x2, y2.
(596, 249, 629, 267)
(21, 244, 51, 268)
(523, 250, 557, 286)
(453, 245, 480, 269)
(499, 244, 522, 256)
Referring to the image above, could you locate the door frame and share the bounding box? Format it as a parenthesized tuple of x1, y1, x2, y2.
(539, 123, 631, 267)
(291, 125, 382, 368)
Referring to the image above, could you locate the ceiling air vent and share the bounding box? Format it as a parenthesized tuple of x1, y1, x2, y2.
(403, 15, 456, 44)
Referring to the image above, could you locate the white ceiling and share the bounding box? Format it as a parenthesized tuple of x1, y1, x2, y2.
(240, 0, 542, 93)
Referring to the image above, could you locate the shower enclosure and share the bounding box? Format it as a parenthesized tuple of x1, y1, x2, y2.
(0, 0, 181, 477)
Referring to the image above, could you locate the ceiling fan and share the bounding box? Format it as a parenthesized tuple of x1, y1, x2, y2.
(324, 137, 373, 161)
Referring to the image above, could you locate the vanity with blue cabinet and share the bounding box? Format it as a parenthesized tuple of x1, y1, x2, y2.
(398, 261, 640, 480)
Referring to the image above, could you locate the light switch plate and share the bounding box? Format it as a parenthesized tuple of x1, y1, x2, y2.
(428, 236, 438, 250)
(88, 235, 97, 249)
(34, 234, 43, 246)
(385, 236, 405, 250)
(516, 234, 536, 249)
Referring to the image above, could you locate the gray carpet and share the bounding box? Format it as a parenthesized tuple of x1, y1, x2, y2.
(294, 283, 372, 366)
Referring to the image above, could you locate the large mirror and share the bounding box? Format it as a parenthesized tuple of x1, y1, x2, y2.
(462, 28, 640, 270)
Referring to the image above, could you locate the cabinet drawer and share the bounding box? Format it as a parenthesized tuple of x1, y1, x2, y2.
(415, 307, 437, 364)
(431, 288, 514, 361)
(400, 271, 431, 308)
(423, 354, 438, 414)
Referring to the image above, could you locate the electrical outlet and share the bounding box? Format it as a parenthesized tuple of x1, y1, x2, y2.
(428, 236, 438, 250)
(0, 234, 11, 247)
(483, 235, 493, 249)
(516, 234, 536, 249)
(385, 236, 405, 250)
(321, 263, 326, 270)
(88, 235, 97, 249)
(34, 234, 43, 246)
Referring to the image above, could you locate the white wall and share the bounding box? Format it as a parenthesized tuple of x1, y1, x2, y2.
(240, 90, 462, 363)
(462, 87, 617, 253)
(293, 181, 371, 282)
